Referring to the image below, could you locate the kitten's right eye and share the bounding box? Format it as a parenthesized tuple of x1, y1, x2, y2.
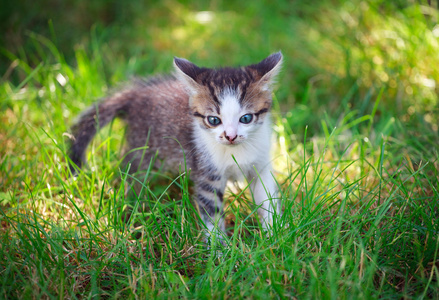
(207, 116, 221, 126)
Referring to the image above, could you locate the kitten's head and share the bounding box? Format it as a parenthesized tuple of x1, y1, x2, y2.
(174, 52, 282, 146)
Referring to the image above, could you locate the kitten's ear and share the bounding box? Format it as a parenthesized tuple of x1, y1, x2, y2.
(248, 52, 283, 90)
(174, 57, 204, 94)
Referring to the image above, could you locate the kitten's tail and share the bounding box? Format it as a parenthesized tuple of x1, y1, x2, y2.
(68, 94, 129, 174)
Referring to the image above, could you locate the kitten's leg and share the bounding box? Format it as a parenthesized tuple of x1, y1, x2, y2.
(250, 166, 278, 230)
(195, 175, 227, 242)
(122, 150, 156, 198)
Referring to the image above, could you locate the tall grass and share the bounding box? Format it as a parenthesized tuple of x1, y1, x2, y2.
(1, 0, 438, 298)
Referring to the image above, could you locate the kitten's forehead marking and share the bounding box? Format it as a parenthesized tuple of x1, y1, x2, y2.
(201, 68, 253, 105)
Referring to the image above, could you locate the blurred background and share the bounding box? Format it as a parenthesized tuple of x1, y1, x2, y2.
(1, 0, 438, 156)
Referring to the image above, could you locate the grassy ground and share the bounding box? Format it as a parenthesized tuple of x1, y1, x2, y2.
(1, 0, 438, 298)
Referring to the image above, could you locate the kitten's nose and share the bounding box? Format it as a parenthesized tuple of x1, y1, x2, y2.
(225, 133, 237, 142)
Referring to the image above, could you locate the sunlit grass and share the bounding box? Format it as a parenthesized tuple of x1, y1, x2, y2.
(1, 0, 438, 298)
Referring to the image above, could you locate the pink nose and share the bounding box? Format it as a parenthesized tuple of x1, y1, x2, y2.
(225, 133, 237, 142)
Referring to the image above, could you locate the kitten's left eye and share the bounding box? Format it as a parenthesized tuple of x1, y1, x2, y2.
(239, 114, 253, 124)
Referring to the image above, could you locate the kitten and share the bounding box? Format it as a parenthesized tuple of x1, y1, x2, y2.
(69, 52, 283, 241)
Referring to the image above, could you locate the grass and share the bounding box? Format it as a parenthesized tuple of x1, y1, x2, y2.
(1, 0, 438, 298)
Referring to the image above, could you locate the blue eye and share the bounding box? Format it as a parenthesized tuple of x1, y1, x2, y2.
(207, 116, 221, 126)
(239, 114, 253, 124)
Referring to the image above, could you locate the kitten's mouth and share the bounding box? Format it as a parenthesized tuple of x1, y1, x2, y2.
(220, 140, 241, 146)
(220, 133, 244, 145)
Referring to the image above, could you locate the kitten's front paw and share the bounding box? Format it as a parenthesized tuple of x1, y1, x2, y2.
(261, 222, 274, 238)
(204, 230, 227, 247)
(204, 232, 228, 257)
(260, 213, 274, 228)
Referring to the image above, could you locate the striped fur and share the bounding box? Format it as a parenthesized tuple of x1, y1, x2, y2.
(69, 52, 283, 242)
